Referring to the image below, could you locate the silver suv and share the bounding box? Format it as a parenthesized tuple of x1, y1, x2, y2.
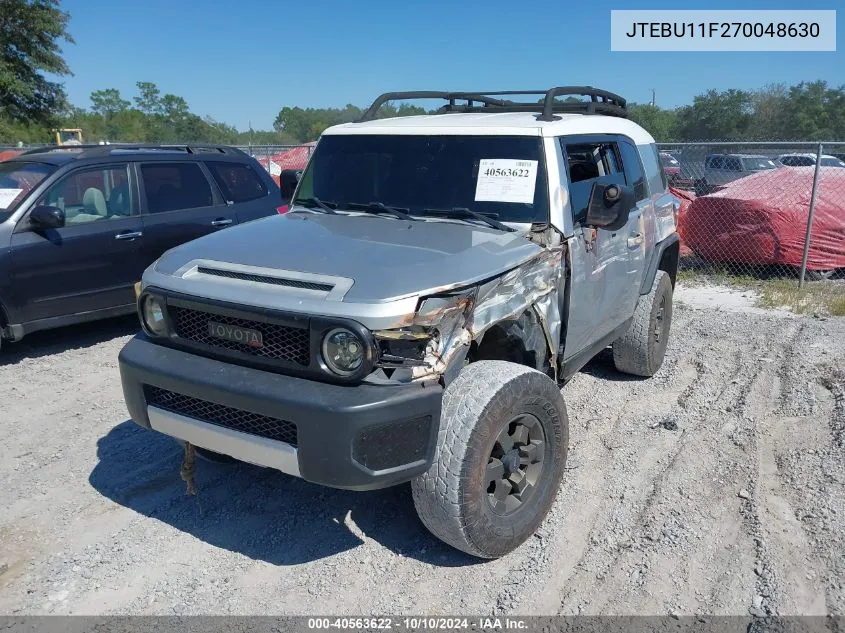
(118, 87, 680, 558)
(696, 153, 777, 193)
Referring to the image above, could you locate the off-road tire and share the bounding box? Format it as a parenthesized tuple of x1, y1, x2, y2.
(613, 270, 673, 377)
(411, 361, 568, 559)
(804, 269, 837, 281)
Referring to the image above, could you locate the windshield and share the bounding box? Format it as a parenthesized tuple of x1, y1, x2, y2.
(742, 157, 777, 171)
(660, 153, 678, 166)
(821, 157, 845, 167)
(294, 135, 549, 224)
(0, 161, 55, 220)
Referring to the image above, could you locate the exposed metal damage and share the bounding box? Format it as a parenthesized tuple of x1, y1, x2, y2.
(371, 245, 565, 384)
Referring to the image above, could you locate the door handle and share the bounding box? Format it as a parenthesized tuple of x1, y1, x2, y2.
(211, 218, 233, 227)
(115, 231, 143, 240)
(627, 232, 644, 248)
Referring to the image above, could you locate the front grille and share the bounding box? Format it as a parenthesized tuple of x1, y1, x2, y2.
(145, 385, 298, 446)
(170, 306, 310, 365)
(197, 267, 334, 292)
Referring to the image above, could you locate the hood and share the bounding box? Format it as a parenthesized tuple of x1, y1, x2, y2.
(153, 212, 543, 303)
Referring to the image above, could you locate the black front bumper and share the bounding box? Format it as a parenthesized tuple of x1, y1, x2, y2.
(118, 334, 443, 491)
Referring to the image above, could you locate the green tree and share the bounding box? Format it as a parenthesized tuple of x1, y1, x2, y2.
(90, 88, 130, 118)
(675, 89, 754, 141)
(134, 81, 162, 115)
(745, 83, 789, 140)
(777, 81, 845, 141)
(627, 104, 680, 142)
(0, 0, 74, 125)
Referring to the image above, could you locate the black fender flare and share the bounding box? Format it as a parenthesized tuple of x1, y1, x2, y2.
(639, 233, 680, 295)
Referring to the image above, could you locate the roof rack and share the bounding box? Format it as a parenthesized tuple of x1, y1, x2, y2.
(357, 87, 628, 122)
(20, 143, 247, 158)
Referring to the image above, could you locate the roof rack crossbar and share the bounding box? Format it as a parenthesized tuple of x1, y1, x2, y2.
(17, 143, 247, 158)
(357, 86, 627, 122)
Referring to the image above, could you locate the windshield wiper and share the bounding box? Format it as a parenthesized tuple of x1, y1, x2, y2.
(421, 207, 516, 232)
(345, 201, 415, 221)
(290, 197, 338, 214)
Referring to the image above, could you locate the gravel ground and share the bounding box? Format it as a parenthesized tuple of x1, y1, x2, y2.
(1, 284, 844, 617)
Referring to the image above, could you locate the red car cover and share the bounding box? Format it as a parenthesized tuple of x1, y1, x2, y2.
(681, 167, 845, 271)
(0, 150, 22, 162)
(252, 142, 316, 186)
(669, 186, 696, 257)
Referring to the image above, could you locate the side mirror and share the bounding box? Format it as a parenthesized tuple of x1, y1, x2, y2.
(279, 169, 302, 200)
(585, 182, 634, 231)
(29, 205, 65, 229)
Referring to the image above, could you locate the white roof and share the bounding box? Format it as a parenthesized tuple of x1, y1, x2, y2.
(323, 112, 656, 144)
(779, 153, 840, 159)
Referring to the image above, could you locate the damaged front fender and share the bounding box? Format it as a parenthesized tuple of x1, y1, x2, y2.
(373, 246, 565, 383)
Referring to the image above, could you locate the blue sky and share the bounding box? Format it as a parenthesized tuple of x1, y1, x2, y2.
(59, 0, 843, 131)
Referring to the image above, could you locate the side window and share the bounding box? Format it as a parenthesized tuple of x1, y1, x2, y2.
(707, 155, 724, 169)
(561, 140, 625, 223)
(37, 165, 135, 224)
(140, 162, 215, 214)
(725, 157, 742, 171)
(618, 140, 648, 201)
(206, 162, 268, 203)
(641, 142, 666, 194)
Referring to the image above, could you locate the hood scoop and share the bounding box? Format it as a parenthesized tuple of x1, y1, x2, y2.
(175, 259, 355, 302)
(196, 266, 334, 292)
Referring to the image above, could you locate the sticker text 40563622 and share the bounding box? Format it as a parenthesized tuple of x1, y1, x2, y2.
(474, 159, 538, 205)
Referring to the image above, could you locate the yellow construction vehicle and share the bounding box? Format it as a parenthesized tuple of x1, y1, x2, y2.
(52, 128, 84, 145)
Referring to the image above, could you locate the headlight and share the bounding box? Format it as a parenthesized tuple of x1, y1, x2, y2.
(321, 327, 365, 376)
(141, 294, 167, 336)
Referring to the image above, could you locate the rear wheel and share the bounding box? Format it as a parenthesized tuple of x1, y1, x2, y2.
(411, 361, 568, 559)
(613, 270, 673, 377)
(804, 269, 837, 281)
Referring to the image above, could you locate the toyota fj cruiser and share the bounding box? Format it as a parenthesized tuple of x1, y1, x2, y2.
(118, 87, 680, 559)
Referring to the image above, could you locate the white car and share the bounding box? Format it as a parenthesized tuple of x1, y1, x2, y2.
(778, 153, 845, 168)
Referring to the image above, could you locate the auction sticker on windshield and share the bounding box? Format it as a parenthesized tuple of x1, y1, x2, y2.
(0, 188, 23, 209)
(475, 159, 537, 204)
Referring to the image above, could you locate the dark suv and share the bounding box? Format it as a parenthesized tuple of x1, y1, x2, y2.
(0, 144, 282, 351)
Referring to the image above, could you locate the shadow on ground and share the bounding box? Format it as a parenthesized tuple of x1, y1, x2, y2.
(1, 315, 139, 364)
(88, 420, 483, 568)
(578, 347, 650, 383)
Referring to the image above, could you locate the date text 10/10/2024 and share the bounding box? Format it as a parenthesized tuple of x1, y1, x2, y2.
(307, 617, 529, 630)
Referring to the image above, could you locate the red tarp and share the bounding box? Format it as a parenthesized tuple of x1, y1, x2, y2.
(252, 143, 316, 185)
(681, 167, 845, 271)
(669, 186, 696, 257)
(0, 150, 22, 162)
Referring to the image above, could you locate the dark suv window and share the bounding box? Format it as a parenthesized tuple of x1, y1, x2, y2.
(141, 162, 215, 213)
(0, 161, 55, 220)
(38, 165, 134, 223)
(206, 162, 268, 203)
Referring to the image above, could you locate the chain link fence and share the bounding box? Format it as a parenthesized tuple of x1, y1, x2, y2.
(657, 142, 845, 315)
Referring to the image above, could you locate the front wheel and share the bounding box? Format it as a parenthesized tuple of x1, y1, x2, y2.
(411, 361, 568, 559)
